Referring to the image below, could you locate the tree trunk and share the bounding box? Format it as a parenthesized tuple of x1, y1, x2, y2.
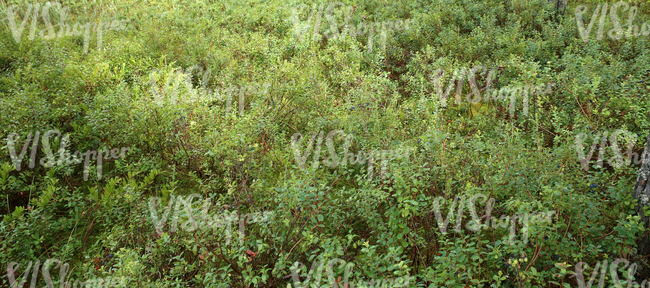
(633, 127, 650, 278)
(549, 0, 567, 17)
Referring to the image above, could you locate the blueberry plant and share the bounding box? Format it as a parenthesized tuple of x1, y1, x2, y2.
(0, 0, 649, 287)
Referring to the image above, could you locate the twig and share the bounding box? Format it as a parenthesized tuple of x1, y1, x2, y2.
(284, 237, 304, 262)
(594, 230, 615, 241)
(630, 254, 650, 262)
(571, 90, 595, 130)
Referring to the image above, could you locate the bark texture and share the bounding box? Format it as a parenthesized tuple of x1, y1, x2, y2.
(549, 0, 567, 16)
(633, 127, 650, 278)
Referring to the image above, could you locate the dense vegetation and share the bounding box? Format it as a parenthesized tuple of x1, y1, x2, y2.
(1, 0, 650, 287)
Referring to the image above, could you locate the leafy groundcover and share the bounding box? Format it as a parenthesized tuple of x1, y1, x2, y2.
(1, 0, 650, 287)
